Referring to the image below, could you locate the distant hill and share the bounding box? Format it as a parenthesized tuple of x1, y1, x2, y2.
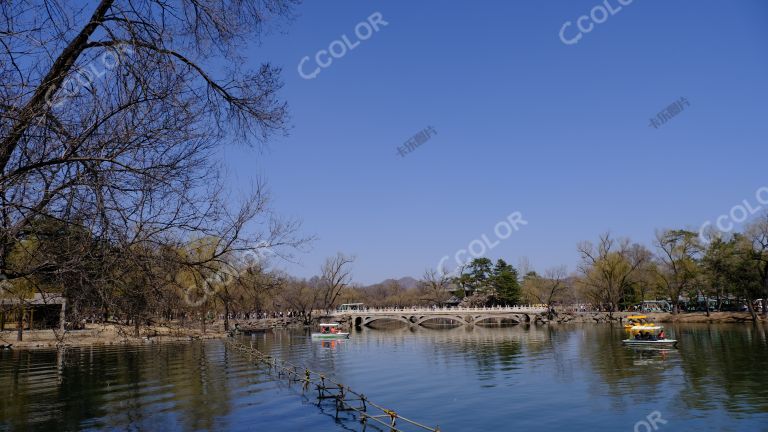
(363, 276, 419, 290)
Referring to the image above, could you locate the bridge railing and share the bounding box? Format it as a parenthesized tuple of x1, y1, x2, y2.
(329, 305, 549, 315)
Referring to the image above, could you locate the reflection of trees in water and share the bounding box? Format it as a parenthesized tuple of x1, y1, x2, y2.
(250, 329, 341, 377)
(228, 325, 768, 423)
(0, 349, 65, 429)
(0, 342, 247, 431)
(676, 324, 768, 414)
(541, 326, 579, 383)
(578, 324, 669, 411)
(577, 323, 768, 416)
(363, 326, 555, 380)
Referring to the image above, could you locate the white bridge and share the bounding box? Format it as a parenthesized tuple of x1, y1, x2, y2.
(329, 305, 549, 327)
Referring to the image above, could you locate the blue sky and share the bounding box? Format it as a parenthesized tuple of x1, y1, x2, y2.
(221, 0, 768, 284)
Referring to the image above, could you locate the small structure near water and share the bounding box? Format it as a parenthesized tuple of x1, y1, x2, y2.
(0, 293, 66, 334)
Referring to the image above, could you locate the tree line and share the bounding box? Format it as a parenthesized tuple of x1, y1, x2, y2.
(572, 219, 768, 318)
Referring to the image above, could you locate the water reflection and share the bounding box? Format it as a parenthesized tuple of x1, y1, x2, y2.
(676, 324, 768, 415)
(1, 324, 768, 431)
(0, 342, 244, 431)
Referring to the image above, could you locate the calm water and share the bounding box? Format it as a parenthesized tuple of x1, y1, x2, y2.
(2, 324, 768, 431)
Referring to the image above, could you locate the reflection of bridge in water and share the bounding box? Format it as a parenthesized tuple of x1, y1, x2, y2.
(360, 324, 553, 345)
(330, 306, 548, 327)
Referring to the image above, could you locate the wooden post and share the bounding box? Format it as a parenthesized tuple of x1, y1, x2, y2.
(29, 308, 34, 331)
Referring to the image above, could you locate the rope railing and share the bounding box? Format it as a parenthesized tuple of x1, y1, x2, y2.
(226, 340, 441, 432)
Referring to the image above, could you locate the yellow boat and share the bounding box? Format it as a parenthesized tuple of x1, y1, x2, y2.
(622, 325, 678, 348)
(624, 315, 655, 331)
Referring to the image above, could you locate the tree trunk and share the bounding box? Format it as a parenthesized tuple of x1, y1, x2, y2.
(16, 306, 23, 342)
(134, 317, 140, 338)
(703, 291, 710, 317)
(745, 290, 758, 321)
(223, 302, 230, 332)
(201, 304, 207, 334)
(763, 267, 768, 316)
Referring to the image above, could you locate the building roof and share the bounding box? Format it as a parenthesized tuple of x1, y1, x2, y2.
(0, 293, 66, 305)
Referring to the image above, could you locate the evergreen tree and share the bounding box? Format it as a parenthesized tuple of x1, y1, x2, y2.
(492, 259, 521, 305)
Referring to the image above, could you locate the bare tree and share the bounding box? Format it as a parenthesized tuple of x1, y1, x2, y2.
(577, 233, 649, 316)
(419, 268, 451, 306)
(280, 277, 321, 325)
(745, 214, 768, 315)
(318, 253, 354, 312)
(523, 266, 568, 306)
(654, 229, 702, 314)
(0, 0, 298, 286)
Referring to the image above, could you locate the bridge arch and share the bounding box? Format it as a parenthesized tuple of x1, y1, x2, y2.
(361, 315, 412, 327)
(473, 314, 525, 325)
(416, 315, 467, 326)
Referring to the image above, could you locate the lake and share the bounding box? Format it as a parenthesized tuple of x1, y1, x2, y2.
(2, 323, 768, 431)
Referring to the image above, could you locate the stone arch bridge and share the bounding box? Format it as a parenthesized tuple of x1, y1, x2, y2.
(330, 306, 549, 328)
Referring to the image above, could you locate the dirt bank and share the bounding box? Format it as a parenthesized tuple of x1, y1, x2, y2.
(0, 317, 311, 350)
(0, 323, 225, 349)
(552, 311, 763, 325)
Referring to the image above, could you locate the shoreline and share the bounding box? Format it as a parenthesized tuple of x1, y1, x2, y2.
(551, 311, 763, 325)
(1, 312, 763, 350)
(0, 323, 227, 350)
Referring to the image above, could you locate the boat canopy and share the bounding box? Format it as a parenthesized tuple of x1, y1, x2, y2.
(319, 323, 341, 327)
(630, 325, 662, 331)
(627, 315, 647, 320)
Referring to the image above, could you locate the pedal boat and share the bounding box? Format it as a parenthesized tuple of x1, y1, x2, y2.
(311, 323, 350, 339)
(622, 325, 678, 348)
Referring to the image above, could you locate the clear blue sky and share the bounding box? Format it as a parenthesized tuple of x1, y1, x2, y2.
(222, 0, 768, 284)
